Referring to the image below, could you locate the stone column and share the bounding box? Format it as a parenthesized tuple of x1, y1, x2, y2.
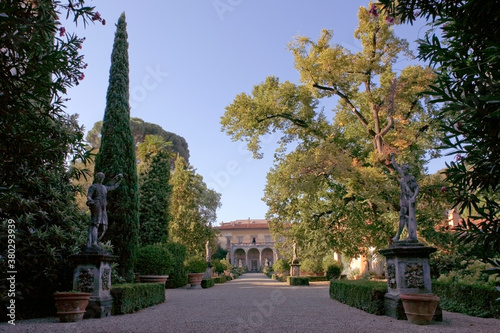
(379, 242, 441, 321)
(70, 252, 117, 318)
(259, 249, 262, 270)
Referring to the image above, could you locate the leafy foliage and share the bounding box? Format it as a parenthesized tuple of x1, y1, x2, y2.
(0, 0, 102, 320)
(379, 0, 500, 291)
(165, 242, 188, 288)
(326, 263, 343, 280)
(221, 3, 443, 259)
(185, 256, 207, 273)
(273, 259, 290, 274)
(138, 135, 172, 245)
(87, 117, 190, 163)
(135, 244, 173, 276)
(168, 157, 220, 256)
(93, 13, 139, 280)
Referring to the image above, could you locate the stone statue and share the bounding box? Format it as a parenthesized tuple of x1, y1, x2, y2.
(86, 172, 123, 249)
(205, 240, 212, 262)
(391, 153, 418, 242)
(292, 240, 298, 260)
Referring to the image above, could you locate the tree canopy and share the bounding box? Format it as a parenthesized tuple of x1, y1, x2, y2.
(221, 3, 445, 258)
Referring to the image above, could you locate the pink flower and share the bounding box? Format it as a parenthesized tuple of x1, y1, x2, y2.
(440, 186, 447, 193)
(102, 19, 106, 26)
(455, 154, 462, 161)
(83, 63, 88, 69)
(92, 11, 101, 21)
(369, 4, 379, 17)
(386, 16, 395, 25)
(78, 73, 85, 80)
(59, 26, 66, 37)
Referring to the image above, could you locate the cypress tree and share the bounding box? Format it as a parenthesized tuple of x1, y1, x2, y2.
(94, 12, 138, 279)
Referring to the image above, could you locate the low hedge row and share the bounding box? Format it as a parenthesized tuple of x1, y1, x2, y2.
(329, 280, 387, 315)
(111, 283, 165, 315)
(287, 276, 310, 286)
(305, 276, 329, 282)
(201, 278, 215, 289)
(433, 281, 500, 318)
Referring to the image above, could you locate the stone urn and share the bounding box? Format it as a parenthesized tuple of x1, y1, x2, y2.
(400, 293, 440, 325)
(53, 292, 91, 322)
(187, 273, 204, 289)
(138, 275, 169, 285)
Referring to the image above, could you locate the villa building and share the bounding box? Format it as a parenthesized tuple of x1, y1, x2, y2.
(215, 219, 278, 271)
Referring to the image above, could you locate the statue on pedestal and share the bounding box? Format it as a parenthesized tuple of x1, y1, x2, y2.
(391, 154, 418, 242)
(205, 240, 212, 263)
(86, 172, 123, 249)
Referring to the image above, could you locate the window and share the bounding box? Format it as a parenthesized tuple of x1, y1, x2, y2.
(265, 235, 271, 244)
(238, 236, 243, 244)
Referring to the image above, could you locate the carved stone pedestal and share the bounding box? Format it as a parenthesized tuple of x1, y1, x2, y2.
(290, 263, 301, 277)
(379, 242, 442, 321)
(70, 249, 117, 319)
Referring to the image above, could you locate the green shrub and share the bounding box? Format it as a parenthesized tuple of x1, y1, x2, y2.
(273, 259, 290, 274)
(329, 279, 387, 315)
(135, 244, 173, 275)
(305, 276, 329, 282)
(186, 256, 207, 273)
(436, 260, 499, 287)
(220, 258, 233, 271)
(201, 278, 215, 288)
(287, 276, 310, 285)
(165, 242, 188, 288)
(326, 262, 343, 280)
(212, 259, 225, 275)
(433, 281, 500, 318)
(214, 276, 229, 284)
(111, 283, 165, 315)
(301, 258, 324, 275)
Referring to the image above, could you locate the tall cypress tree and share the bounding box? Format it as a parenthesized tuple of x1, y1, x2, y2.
(94, 12, 138, 279)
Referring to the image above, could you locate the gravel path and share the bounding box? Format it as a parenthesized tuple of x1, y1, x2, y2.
(2, 273, 499, 333)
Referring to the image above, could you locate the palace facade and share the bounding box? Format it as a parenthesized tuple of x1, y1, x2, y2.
(215, 219, 278, 271)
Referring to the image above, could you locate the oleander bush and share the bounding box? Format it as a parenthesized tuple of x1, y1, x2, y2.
(111, 283, 165, 315)
(287, 276, 310, 286)
(329, 279, 387, 315)
(433, 281, 500, 318)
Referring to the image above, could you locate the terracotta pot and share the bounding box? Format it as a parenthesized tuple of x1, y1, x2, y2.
(138, 275, 169, 285)
(187, 273, 204, 288)
(53, 292, 91, 322)
(400, 293, 440, 325)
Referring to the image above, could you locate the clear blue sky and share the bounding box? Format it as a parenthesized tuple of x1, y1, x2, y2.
(64, 1, 448, 224)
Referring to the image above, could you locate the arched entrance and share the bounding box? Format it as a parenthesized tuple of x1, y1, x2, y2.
(247, 248, 260, 271)
(234, 248, 246, 268)
(262, 248, 274, 267)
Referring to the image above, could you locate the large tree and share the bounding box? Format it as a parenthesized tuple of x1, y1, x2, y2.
(0, 0, 103, 319)
(93, 13, 138, 279)
(221, 3, 443, 258)
(378, 0, 500, 270)
(87, 117, 190, 163)
(137, 135, 172, 245)
(168, 157, 221, 257)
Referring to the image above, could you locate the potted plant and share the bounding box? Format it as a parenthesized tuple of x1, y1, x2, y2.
(400, 293, 440, 325)
(135, 244, 173, 285)
(186, 256, 207, 289)
(53, 291, 91, 322)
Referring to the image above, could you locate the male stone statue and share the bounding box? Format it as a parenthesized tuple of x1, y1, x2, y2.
(391, 153, 418, 242)
(292, 240, 298, 260)
(86, 172, 123, 249)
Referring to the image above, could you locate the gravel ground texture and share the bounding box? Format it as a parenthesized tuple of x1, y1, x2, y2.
(2, 273, 499, 333)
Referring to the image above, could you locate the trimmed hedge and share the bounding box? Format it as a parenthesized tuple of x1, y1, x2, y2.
(201, 278, 215, 288)
(287, 276, 310, 286)
(165, 243, 188, 288)
(111, 283, 165, 315)
(329, 280, 387, 315)
(305, 276, 329, 282)
(433, 281, 500, 318)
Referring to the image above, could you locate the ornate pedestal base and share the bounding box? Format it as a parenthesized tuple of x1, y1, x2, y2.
(70, 248, 117, 318)
(379, 242, 442, 321)
(290, 264, 301, 277)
